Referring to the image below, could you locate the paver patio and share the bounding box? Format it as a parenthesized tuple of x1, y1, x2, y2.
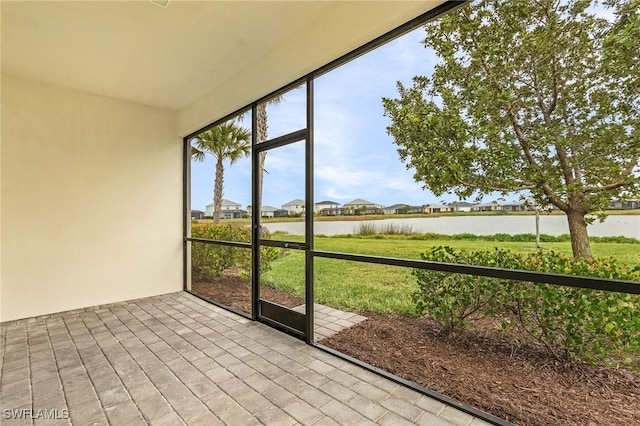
(0, 292, 491, 425)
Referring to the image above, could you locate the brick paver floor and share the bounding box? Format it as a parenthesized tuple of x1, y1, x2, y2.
(0, 292, 493, 425)
(291, 303, 367, 341)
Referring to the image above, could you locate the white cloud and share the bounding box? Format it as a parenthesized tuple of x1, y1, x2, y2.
(190, 26, 447, 210)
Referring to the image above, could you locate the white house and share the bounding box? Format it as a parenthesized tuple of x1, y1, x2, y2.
(314, 200, 340, 213)
(501, 200, 531, 211)
(450, 201, 475, 212)
(472, 200, 508, 211)
(282, 198, 305, 215)
(423, 203, 453, 213)
(382, 204, 409, 214)
(343, 198, 383, 210)
(205, 199, 244, 218)
(260, 206, 279, 218)
(205, 203, 214, 217)
(222, 199, 242, 211)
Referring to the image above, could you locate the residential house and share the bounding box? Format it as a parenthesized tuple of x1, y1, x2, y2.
(221, 199, 242, 211)
(405, 206, 423, 214)
(221, 209, 248, 219)
(191, 210, 204, 220)
(282, 198, 306, 215)
(205, 203, 214, 218)
(247, 205, 287, 218)
(260, 206, 279, 218)
(204, 199, 247, 219)
(314, 200, 340, 213)
(609, 199, 640, 209)
(318, 207, 347, 216)
(342, 198, 384, 214)
(472, 200, 507, 212)
(501, 200, 532, 211)
(382, 204, 422, 214)
(450, 201, 475, 212)
(382, 204, 407, 214)
(423, 203, 453, 213)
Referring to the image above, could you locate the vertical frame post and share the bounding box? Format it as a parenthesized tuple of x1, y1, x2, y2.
(183, 137, 191, 291)
(251, 103, 260, 320)
(305, 75, 315, 344)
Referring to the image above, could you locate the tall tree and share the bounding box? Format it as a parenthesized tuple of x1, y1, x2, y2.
(255, 97, 282, 211)
(383, 0, 639, 260)
(191, 122, 251, 224)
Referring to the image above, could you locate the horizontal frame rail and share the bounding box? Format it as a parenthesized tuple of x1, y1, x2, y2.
(259, 239, 306, 249)
(185, 237, 251, 249)
(312, 250, 640, 294)
(253, 129, 308, 151)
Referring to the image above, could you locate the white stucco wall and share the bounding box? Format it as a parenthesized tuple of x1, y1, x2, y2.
(1, 75, 182, 322)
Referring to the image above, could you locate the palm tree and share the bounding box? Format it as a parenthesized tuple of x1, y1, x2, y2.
(191, 121, 251, 224)
(256, 97, 282, 209)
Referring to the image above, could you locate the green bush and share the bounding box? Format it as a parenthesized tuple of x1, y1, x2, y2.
(191, 223, 279, 280)
(413, 247, 517, 334)
(414, 247, 640, 366)
(503, 253, 640, 366)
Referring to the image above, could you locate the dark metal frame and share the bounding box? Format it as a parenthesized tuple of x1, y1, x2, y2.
(250, 78, 314, 338)
(182, 1, 637, 425)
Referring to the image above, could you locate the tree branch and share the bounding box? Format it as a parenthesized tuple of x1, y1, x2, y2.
(453, 172, 537, 193)
(583, 157, 639, 193)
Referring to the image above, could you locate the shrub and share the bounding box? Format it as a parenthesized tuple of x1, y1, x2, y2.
(191, 223, 279, 280)
(503, 252, 640, 366)
(413, 247, 522, 335)
(413, 246, 640, 366)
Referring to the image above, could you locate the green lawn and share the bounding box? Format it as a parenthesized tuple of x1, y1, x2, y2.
(260, 235, 640, 315)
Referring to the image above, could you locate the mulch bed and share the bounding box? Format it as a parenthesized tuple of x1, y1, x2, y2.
(191, 271, 305, 315)
(190, 276, 640, 426)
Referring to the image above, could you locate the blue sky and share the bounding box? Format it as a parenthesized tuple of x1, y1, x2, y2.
(190, 3, 618, 212)
(191, 26, 451, 212)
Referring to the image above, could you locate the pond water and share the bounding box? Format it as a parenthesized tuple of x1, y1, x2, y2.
(262, 214, 640, 239)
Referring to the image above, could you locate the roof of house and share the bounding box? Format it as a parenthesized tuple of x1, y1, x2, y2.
(425, 203, 449, 209)
(261, 206, 279, 212)
(453, 201, 475, 207)
(474, 200, 508, 207)
(343, 198, 377, 206)
(502, 200, 528, 207)
(282, 198, 305, 206)
(206, 199, 241, 208)
(315, 200, 339, 205)
(383, 203, 409, 210)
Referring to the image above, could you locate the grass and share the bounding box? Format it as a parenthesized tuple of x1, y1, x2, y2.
(260, 234, 640, 315)
(355, 222, 417, 235)
(261, 250, 416, 314)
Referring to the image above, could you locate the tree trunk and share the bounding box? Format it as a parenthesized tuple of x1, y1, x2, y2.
(213, 157, 224, 224)
(256, 103, 268, 211)
(535, 209, 541, 250)
(565, 208, 593, 260)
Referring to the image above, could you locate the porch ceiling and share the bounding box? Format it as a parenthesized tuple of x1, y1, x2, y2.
(1, 0, 447, 117)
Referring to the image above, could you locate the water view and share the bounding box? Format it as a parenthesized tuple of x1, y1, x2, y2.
(263, 214, 640, 239)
